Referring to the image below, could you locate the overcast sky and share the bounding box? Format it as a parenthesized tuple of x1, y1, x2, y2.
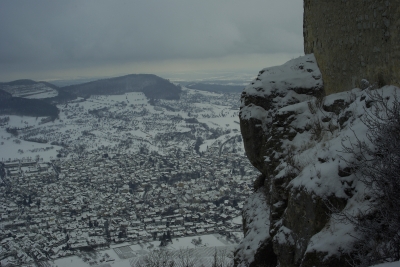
(0, 0, 303, 82)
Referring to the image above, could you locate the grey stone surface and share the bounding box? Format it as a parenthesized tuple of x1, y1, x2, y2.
(304, 0, 400, 95)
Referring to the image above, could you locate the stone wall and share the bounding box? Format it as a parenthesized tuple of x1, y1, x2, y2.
(304, 0, 400, 95)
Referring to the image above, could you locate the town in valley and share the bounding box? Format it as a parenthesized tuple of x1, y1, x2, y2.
(0, 82, 256, 266)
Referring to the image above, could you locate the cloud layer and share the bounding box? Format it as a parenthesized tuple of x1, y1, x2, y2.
(0, 0, 303, 81)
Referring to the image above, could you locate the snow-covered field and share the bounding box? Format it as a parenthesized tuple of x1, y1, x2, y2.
(1, 87, 247, 267)
(0, 115, 63, 161)
(0, 88, 244, 162)
(1, 82, 58, 99)
(52, 234, 236, 267)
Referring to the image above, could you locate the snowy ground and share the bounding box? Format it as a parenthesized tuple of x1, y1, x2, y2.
(50, 234, 236, 267)
(2, 82, 58, 99)
(373, 262, 400, 267)
(0, 115, 63, 162)
(0, 88, 244, 162)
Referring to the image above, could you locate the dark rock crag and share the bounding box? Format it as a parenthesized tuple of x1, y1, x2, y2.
(235, 1, 400, 265)
(234, 54, 383, 266)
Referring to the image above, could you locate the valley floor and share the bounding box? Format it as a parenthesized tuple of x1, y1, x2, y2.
(0, 88, 252, 266)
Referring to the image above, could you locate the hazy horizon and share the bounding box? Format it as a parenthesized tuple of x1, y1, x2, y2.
(0, 0, 303, 82)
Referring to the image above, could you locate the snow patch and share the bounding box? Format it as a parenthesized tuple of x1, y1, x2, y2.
(242, 54, 322, 100)
(235, 188, 270, 266)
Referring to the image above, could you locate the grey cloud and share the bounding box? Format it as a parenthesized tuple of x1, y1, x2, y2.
(0, 0, 303, 80)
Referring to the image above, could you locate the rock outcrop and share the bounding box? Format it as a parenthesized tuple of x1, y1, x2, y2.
(239, 54, 323, 177)
(235, 54, 400, 266)
(236, 1, 400, 265)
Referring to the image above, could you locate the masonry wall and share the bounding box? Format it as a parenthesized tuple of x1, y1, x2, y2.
(304, 0, 400, 95)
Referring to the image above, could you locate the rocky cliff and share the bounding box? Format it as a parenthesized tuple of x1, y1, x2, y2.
(235, 54, 400, 266)
(304, 0, 400, 95)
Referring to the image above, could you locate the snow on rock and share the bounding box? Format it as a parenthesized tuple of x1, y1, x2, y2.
(239, 53, 322, 125)
(237, 53, 400, 267)
(239, 54, 324, 175)
(239, 104, 269, 132)
(242, 54, 323, 100)
(234, 188, 274, 267)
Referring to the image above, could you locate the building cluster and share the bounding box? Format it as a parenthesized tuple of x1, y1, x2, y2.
(0, 147, 256, 266)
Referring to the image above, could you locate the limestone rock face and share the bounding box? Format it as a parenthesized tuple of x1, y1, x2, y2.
(304, 0, 400, 95)
(235, 55, 400, 266)
(239, 54, 323, 178)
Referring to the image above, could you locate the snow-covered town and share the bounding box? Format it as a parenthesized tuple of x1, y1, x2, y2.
(0, 87, 256, 266)
(3, 0, 400, 266)
(1, 148, 255, 265)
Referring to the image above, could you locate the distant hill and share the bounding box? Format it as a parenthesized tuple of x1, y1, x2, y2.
(0, 95, 59, 118)
(0, 79, 76, 104)
(62, 74, 181, 100)
(186, 83, 244, 93)
(0, 89, 12, 100)
(0, 81, 65, 118)
(4, 79, 38, 86)
(0, 73, 181, 117)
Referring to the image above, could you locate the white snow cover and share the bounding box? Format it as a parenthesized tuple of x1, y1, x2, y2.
(52, 234, 235, 267)
(239, 53, 400, 264)
(240, 54, 322, 133)
(239, 104, 269, 131)
(273, 225, 295, 246)
(2, 83, 58, 99)
(287, 86, 400, 197)
(270, 85, 399, 261)
(240, 104, 268, 122)
(242, 54, 322, 99)
(235, 188, 270, 266)
(0, 88, 244, 161)
(373, 261, 400, 267)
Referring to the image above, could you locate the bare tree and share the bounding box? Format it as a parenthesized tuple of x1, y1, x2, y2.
(174, 248, 197, 267)
(211, 247, 233, 267)
(131, 247, 233, 267)
(132, 249, 175, 267)
(340, 88, 400, 266)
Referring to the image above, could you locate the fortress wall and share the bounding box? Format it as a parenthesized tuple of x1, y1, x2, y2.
(304, 0, 400, 94)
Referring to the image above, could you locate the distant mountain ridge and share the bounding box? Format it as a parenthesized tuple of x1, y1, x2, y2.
(0, 89, 12, 100)
(0, 80, 61, 118)
(62, 74, 181, 100)
(0, 74, 181, 117)
(3, 79, 38, 86)
(0, 88, 59, 118)
(0, 79, 76, 105)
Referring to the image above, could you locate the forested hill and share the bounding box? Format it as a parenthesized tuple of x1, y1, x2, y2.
(1, 79, 37, 86)
(0, 89, 12, 100)
(0, 89, 59, 118)
(62, 74, 182, 100)
(0, 79, 76, 104)
(0, 80, 63, 118)
(0, 74, 181, 118)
